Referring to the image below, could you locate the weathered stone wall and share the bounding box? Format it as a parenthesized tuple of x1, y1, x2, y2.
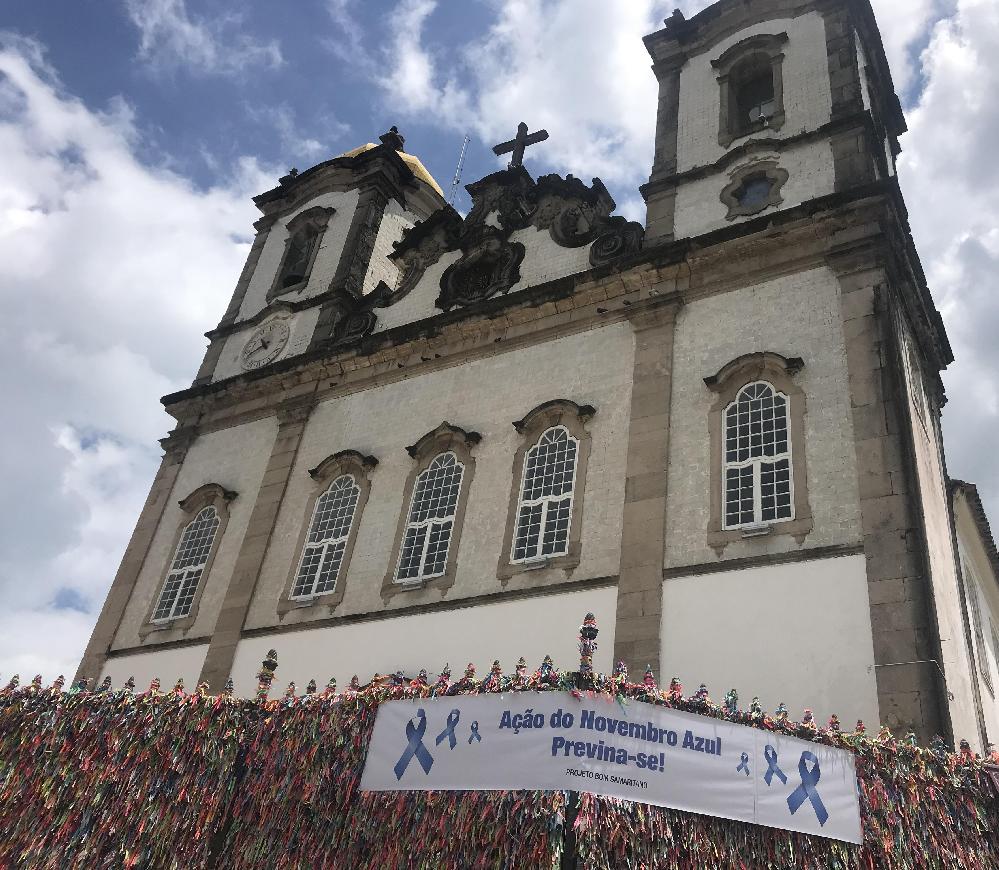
(243, 322, 635, 630)
(110, 418, 277, 650)
(100, 642, 209, 690)
(237, 189, 359, 321)
(662, 554, 880, 726)
(675, 12, 833, 173)
(231, 584, 617, 694)
(673, 139, 835, 238)
(665, 266, 863, 569)
(953, 491, 999, 747)
(895, 314, 980, 745)
(363, 197, 413, 297)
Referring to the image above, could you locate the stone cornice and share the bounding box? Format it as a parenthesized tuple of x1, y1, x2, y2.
(642, 111, 874, 195)
(161, 182, 950, 432)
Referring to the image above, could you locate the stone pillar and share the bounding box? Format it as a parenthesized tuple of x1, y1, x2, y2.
(613, 302, 678, 677)
(642, 60, 683, 245)
(74, 427, 197, 684)
(833, 258, 947, 742)
(197, 395, 315, 690)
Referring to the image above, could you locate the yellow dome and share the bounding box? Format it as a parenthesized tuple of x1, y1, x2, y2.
(338, 143, 444, 198)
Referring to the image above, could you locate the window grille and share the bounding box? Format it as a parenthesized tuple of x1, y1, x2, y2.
(152, 506, 220, 621)
(292, 474, 360, 598)
(396, 452, 464, 582)
(279, 227, 318, 289)
(722, 381, 793, 529)
(512, 425, 578, 561)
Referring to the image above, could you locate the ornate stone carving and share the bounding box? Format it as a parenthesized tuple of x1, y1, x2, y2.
(436, 232, 526, 311)
(370, 206, 463, 307)
(588, 216, 645, 267)
(371, 167, 642, 314)
(323, 290, 379, 349)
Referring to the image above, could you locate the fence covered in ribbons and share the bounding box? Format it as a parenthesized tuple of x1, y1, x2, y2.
(1, 629, 998, 868)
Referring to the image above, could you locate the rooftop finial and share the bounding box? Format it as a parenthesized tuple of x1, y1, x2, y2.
(492, 121, 549, 169)
(380, 125, 406, 151)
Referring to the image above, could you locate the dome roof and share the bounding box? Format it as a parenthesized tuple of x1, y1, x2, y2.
(337, 143, 444, 198)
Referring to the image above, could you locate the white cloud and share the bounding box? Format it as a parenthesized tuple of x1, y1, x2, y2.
(0, 33, 278, 680)
(124, 0, 283, 78)
(895, 0, 999, 520)
(243, 102, 352, 164)
(329, 0, 672, 190)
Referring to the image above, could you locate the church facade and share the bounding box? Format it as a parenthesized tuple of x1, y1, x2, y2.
(77, 0, 998, 749)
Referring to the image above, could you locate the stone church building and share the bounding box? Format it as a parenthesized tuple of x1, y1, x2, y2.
(77, 0, 999, 750)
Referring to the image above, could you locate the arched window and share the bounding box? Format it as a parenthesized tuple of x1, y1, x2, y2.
(279, 450, 376, 615)
(397, 451, 465, 582)
(292, 474, 361, 598)
(279, 227, 319, 290)
(383, 422, 480, 597)
(498, 400, 594, 581)
(704, 353, 811, 551)
(152, 506, 221, 622)
(712, 33, 788, 147)
(723, 382, 793, 528)
(267, 205, 335, 301)
(732, 56, 776, 130)
(513, 426, 579, 562)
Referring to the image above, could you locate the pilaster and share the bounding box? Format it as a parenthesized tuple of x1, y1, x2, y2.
(197, 395, 316, 690)
(612, 301, 678, 677)
(833, 257, 947, 743)
(73, 427, 197, 683)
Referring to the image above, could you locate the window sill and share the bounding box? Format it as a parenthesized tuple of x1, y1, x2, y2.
(138, 614, 196, 640)
(276, 589, 344, 617)
(707, 514, 812, 555)
(498, 551, 580, 585)
(717, 111, 785, 148)
(380, 573, 455, 602)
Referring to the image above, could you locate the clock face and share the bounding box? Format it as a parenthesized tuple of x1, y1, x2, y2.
(240, 320, 291, 370)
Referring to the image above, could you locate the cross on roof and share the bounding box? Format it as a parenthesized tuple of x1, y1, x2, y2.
(492, 122, 549, 169)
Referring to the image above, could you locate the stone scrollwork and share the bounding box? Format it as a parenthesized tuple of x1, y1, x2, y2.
(436, 231, 526, 311)
(370, 165, 643, 314)
(588, 216, 645, 267)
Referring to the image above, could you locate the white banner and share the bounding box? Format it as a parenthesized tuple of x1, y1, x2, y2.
(360, 692, 862, 844)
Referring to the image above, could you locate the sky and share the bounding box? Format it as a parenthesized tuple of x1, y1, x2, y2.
(0, 0, 996, 682)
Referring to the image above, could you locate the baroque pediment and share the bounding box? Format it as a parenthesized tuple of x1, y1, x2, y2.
(372, 167, 645, 314)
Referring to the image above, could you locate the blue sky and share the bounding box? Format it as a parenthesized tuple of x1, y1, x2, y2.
(1, 0, 997, 681)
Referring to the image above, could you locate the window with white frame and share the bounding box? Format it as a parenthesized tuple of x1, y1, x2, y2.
(723, 381, 793, 528)
(512, 425, 578, 562)
(396, 452, 464, 582)
(292, 474, 360, 599)
(152, 506, 220, 621)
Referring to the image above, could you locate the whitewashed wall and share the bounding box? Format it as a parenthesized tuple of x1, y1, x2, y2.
(231, 584, 618, 695)
(662, 554, 880, 726)
(672, 139, 835, 238)
(213, 307, 320, 383)
(238, 189, 359, 321)
(664, 267, 863, 568)
(100, 644, 209, 691)
(111, 417, 278, 650)
(245, 322, 635, 630)
(675, 12, 833, 172)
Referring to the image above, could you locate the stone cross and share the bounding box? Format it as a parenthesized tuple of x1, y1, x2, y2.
(492, 121, 549, 169)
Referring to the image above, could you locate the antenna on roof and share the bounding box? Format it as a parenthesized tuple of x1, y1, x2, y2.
(448, 134, 471, 206)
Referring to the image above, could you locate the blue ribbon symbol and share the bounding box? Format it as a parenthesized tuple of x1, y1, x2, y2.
(393, 709, 434, 781)
(786, 751, 829, 826)
(436, 708, 461, 750)
(468, 721, 482, 744)
(763, 744, 787, 786)
(736, 752, 750, 776)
